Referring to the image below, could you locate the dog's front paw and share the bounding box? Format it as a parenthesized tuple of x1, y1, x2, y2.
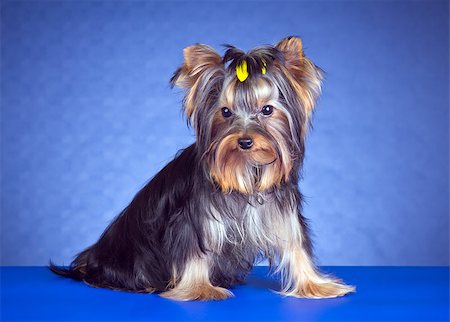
(281, 278, 355, 299)
(160, 284, 234, 301)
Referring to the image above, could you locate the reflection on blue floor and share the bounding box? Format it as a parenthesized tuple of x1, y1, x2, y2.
(1, 266, 448, 321)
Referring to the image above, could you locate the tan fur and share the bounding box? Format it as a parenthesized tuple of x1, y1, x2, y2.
(209, 131, 290, 194)
(221, 77, 237, 108)
(209, 78, 294, 194)
(273, 202, 356, 298)
(161, 257, 234, 301)
(278, 244, 355, 298)
(169, 38, 351, 301)
(200, 193, 355, 300)
(172, 44, 224, 122)
(276, 37, 323, 130)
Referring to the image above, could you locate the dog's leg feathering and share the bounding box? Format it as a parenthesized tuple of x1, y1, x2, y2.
(270, 201, 355, 299)
(278, 244, 355, 298)
(160, 256, 233, 301)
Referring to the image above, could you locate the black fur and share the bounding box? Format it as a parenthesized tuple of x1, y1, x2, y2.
(222, 44, 284, 79)
(49, 37, 336, 299)
(50, 143, 312, 292)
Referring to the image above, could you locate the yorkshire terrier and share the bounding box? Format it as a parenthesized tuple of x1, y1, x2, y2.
(50, 36, 355, 301)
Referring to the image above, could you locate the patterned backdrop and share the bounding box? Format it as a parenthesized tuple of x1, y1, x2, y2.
(1, 0, 448, 265)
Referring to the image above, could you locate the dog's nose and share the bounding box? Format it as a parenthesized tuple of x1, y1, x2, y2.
(238, 137, 253, 150)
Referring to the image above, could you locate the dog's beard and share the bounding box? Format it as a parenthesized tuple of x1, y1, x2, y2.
(208, 133, 291, 194)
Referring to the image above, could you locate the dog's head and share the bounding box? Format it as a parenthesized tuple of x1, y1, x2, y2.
(171, 36, 323, 194)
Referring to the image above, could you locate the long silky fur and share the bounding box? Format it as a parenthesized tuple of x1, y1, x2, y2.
(50, 36, 354, 299)
(49, 143, 312, 292)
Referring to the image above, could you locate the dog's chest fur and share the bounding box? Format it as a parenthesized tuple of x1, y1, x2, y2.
(204, 191, 301, 286)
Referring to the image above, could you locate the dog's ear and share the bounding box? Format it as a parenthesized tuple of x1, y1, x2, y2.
(171, 44, 224, 121)
(276, 36, 323, 121)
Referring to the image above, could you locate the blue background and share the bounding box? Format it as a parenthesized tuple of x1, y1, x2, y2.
(1, 0, 448, 266)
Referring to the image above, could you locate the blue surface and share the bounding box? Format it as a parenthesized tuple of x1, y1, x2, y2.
(1, 0, 449, 266)
(1, 266, 449, 321)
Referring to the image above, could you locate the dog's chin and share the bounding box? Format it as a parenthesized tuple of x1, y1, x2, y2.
(209, 148, 287, 195)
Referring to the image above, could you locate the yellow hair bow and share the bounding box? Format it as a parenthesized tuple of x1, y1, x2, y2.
(261, 61, 267, 75)
(236, 60, 267, 82)
(236, 60, 248, 82)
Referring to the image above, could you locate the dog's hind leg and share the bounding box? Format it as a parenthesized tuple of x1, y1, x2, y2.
(160, 256, 233, 301)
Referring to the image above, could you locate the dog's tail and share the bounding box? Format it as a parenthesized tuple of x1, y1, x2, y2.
(48, 261, 84, 281)
(48, 250, 89, 281)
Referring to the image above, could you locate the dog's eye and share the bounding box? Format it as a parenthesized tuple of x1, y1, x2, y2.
(261, 105, 274, 116)
(221, 107, 232, 118)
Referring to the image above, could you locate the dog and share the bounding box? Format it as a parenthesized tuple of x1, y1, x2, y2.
(50, 36, 355, 301)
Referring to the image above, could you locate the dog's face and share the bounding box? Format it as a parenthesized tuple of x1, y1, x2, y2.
(172, 37, 322, 194)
